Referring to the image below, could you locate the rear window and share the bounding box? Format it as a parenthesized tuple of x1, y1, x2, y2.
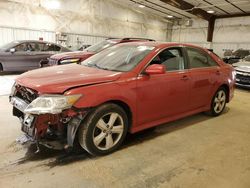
(187, 47, 218, 68)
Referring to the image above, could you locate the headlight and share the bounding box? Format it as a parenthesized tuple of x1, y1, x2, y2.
(60, 58, 80, 64)
(24, 94, 82, 114)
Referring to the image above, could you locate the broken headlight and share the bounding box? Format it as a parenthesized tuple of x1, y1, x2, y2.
(24, 94, 82, 114)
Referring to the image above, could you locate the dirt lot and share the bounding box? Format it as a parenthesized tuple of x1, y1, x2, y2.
(0, 89, 250, 188)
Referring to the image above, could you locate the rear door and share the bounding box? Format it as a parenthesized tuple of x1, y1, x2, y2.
(19, 42, 62, 69)
(3, 42, 31, 71)
(26, 42, 54, 69)
(21, 42, 45, 70)
(185, 47, 220, 110)
(136, 47, 191, 126)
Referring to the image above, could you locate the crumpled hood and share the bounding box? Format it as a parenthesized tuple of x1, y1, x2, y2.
(16, 64, 121, 93)
(234, 61, 250, 73)
(50, 50, 94, 60)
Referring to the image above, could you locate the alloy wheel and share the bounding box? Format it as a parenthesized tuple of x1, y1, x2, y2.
(213, 90, 226, 114)
(92, 112, 124, 151)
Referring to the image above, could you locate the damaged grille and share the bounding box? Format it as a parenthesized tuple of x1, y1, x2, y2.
(11, 84, 38, 118)
(15, 84, 38, 103)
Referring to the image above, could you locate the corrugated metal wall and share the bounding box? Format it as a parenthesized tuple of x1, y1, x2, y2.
(0, 26, 55, 45)
(171, 17, 250, 57)
(0, 26, 107, 48)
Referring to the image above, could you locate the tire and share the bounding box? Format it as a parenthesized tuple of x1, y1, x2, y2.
(207, 87, 227, 116)
(78, 103, 128, 156)
(0, 63, 3, 72)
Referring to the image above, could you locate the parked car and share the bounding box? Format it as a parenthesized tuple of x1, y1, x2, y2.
(45, 38, 155, 66)
(223, 49, 250, 64)
(10, 42, 235, 156)
(233, 55, 250, 88)
(0, 40, 70, 72)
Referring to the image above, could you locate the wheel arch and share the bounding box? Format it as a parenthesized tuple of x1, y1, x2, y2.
(219, 84, 230, 102)
(104, 100, 133, 132)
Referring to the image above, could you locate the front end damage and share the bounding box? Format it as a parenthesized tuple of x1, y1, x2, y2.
(10, 84, 88, 151)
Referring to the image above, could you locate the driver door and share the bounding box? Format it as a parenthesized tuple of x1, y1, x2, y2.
(136, 47, 191, 127)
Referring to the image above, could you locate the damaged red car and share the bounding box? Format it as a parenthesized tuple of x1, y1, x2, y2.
(10, 42, 235, 156)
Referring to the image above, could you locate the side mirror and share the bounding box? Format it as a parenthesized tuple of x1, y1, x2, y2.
(9, 48, 16, 53)
(145, 64, 166, 75)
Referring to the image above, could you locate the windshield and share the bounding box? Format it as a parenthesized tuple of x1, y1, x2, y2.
(81, 45, 154, 72)
(85, 40, 118, 53)
(0, 41, 20, 51)
(86, 40, 117, 53)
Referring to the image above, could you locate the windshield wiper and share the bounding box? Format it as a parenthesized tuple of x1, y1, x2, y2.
(95, 64, 113, 71)
(84, 63, 108, 70)
(83, 63, 121, 72)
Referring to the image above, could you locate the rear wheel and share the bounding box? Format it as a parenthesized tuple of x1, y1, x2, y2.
(78, 103, 128, 156)
(0, 63, 3, 72)
(208, 87, 227, 116)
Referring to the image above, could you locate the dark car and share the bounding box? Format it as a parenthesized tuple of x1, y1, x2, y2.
(46, 38, 155, 66)
(223, 49, 250, 64)
(10, 42, 235, 156)
(233, 55, 250, 88)
(0, 40, 70, 72)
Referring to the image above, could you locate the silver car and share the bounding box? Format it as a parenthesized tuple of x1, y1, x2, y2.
(0, 40, 70, 72)
(233, 55, 250, 88)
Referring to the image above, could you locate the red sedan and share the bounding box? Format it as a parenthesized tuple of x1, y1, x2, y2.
(10, 42, 235, 156)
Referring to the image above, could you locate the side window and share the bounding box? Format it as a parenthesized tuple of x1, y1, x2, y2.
(150, 48, 185, 71)
(208, 56, 218, 66)
(15, 43, 28, 52)
(53, 44, 61, 51)
(28, 43, 41, 51)
(37, 43, 46, 51)
(187, 47, 218, 68)
(44, 43, 61, 51)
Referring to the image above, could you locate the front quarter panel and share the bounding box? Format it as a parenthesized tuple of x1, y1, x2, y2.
(64, 72, 138, 126)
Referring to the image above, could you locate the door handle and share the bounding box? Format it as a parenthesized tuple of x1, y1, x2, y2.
(181, 75, 189, 81)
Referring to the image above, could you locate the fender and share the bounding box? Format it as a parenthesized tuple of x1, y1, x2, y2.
(65, 77, 138, 127)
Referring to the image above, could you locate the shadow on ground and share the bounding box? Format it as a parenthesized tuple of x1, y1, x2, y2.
(236, 86, 250, 93)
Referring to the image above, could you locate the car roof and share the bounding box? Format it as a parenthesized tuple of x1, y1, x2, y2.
(108, 38, 155, 43)
(14, 40, 59, 45)
(114, 41, 207, 50)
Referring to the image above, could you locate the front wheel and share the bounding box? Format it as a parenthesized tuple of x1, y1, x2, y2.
(78, 103, 128, 156)
(208, 88, 227, 116)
